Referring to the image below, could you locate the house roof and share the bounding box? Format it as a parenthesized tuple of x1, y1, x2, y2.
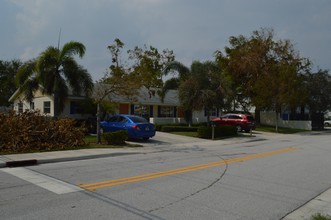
(10, 84, 180, 106)
(109, 87, 179, 106)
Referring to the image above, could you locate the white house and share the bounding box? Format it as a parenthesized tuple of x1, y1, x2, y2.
(8, 88, 89, 119)
(8, 86, 221, 124)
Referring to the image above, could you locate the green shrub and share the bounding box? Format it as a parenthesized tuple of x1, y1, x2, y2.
(197, 126, 237, 139)
(197, 126, 213, 139)
(155, 124, 163, 131)
(102, 130, 128, 145)
(311, 213, 331, 220)
(161, 126, 198, 132)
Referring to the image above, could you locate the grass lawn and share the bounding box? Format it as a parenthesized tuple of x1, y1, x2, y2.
(0, 135, 142, 155)
(167, 124, 307, 139)
(255, 125, 307, 134)
(311, 213, 331, 220)
(169, 131, 199, 138)
(84, 135, 143, 148)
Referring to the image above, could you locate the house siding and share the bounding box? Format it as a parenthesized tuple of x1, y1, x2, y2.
(260, 111, 312, 130)
(12, 94, 54, 116)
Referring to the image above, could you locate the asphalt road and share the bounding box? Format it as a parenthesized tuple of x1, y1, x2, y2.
(1, 131, 331, 219)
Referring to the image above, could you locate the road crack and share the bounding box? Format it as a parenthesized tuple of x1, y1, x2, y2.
(148, 154, 229, 213)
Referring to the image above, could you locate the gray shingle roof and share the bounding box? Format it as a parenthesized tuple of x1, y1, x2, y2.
(108, 87, 179, 106)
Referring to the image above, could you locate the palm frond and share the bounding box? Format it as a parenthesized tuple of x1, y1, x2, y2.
(163, 61, 190, 80)
(61, 41, 86, 59)
(15, 60, 37, 86)
(19, 78, 39, 102)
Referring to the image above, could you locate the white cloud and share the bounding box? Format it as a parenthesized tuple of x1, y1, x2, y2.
(20, 46, 40, 61)
(9, 0, 63, 44)
(2, 0, 331, 80)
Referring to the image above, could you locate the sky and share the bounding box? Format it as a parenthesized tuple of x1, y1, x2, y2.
(1, 0, 330, 81)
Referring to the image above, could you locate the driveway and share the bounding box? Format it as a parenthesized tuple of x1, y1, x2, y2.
(127, 131, 210, 147)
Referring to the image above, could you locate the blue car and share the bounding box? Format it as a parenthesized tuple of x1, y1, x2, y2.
(100, 114, 156, 140)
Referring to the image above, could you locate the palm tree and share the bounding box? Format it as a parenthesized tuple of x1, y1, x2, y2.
(16, 41, 94, 117)
(162, 60, 227, 125)
(161, 61, 192, 124)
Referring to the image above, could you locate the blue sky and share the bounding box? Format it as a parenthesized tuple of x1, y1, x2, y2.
(1, 0, 330, 81)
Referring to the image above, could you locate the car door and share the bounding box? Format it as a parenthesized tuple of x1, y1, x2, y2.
(111, 116, 128, 132)
(218, 114, 229, 126)
(101, 116, 118, 132)
(226, 115, 237, 126)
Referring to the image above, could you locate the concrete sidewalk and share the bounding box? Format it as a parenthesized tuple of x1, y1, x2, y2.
(282, 188, 331, 219)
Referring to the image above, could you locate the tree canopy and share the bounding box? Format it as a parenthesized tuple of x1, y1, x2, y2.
(302, 69, 331, 113)
(215, 28, 310, 118)
(93, 38, 175, 143)
(0, 60, 21, 106)
(16, 41, 94, 117)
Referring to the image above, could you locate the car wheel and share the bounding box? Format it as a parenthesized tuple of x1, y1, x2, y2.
(142, 137, 150, 141)
(236, 125, 242, 132)
(325, 122, 330, 127)
(244, 129, 251, 133)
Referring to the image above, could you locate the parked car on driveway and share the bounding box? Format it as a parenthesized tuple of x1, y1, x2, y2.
(324, 119, 331, 127)
(100, 114, 156, 140)
(211, 113, 256, 132)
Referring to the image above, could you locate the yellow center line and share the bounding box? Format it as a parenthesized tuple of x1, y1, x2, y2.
(78, 147, 299, 191)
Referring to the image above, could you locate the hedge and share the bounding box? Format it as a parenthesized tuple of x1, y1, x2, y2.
(161, 126, 198, 132)
(155, 123, 209, 132)
(197, 126, 237, 139)
(102, 130, 128, 145)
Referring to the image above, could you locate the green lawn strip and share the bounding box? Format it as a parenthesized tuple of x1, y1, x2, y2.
(169, 131, 198, 138)
(169, 131, 249, 140)
(311, 213, 331, 220)
(169, 125, 306, 138)
(255, 125, 306, 134)
(84, 135, 143, 148)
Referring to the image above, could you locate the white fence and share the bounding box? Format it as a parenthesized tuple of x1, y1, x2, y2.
(260, 111, 312, 130)
(150, 117, 185, 124)
(150, 117, 209, 125)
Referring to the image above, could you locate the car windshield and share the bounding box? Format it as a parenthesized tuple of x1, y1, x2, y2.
(128, 116, 148, 123)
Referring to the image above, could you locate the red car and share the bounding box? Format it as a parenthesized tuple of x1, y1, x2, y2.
(211, 113, 256, 132)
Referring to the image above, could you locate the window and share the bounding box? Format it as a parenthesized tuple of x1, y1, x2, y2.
(70, 101, 83, 114)
(204, 108, 218, 117)
(229, 115, 242, 119)
(158, 106, 175, 117)
(30, 102, 35, 110)
(18, 103, 23, 113)
(117, 116, 128, 123)
(134, 105, 149, 116)
(128, 116, 148, 123)
(107, 116, 128, 123)
(132, 105, 150, 118)
(43, 101, 51, 114)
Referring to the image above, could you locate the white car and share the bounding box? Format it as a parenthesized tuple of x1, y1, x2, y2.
(324, 120, 331, 127)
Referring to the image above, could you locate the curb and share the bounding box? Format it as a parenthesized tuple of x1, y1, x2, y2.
(6, 159, 38, 167)
(0, 152, 143, 168)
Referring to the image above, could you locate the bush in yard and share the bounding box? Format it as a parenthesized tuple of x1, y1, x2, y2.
(197, 126, 237, 139)
(155, 124, 163, 131)
(0, 110, 86, 153)
(102, 130, 128, 145)
(161, 126, 198, 132)
(311, 213, 331, 220)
